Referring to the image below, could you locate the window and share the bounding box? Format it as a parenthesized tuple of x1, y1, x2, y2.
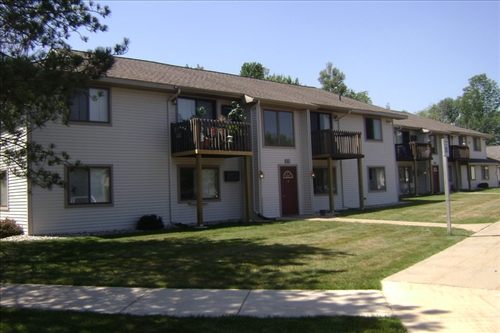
(67, 167, 111, 205)
(473, 138, 482, 151)
(264, 110, 294, 147)
(458, 136, 467, 146)
(368, 167, 386, 191)
(313, 168, 337, 195)
(365, 117, 382, 141)
(429, 135, 437, 154)
(310, 112, 332, 132)
(179, 167, 219, 201)
(470, 166, 476, 180)
(177, 98, 215, 121)
(1, 171, 7, 209)
(482, 166, 489, 180)
(70, 88, 109, 122)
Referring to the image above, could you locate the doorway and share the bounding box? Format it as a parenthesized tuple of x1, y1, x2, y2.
(432, 166, 440, 193)
(280, 166, 298, 215)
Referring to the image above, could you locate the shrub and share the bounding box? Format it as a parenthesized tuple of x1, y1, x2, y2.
(136, 214, 164, 230)
(0, 218, 24, 238)
(477, 182, 489, 189)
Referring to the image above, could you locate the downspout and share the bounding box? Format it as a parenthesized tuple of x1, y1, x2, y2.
(335, 110, 351, 209)
(167, 87, 181, 224)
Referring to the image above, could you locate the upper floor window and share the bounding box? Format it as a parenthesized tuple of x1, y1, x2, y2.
(473, 138, 482, 151)
(368, 167, 386, 191)
(0, 170, 7, 209)
(264, 110, 294, 147)
(67, 166, 112, 205)
(429, 135, 437, 154)
(458, 136, 467, 146)
(70, 88, 109, 123)
(310, 112, 332, 132)
(177, 98, 215, 121)
(365, 117, 382, 141)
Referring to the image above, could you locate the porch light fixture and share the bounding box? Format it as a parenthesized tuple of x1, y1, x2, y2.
(310, 171, 315, 178)
(259, 171, 265, 179)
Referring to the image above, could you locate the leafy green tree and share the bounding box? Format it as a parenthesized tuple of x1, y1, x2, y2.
(1, 0, 129, 188)
(318, 62, 372, 104)
(240, 62, 269, 79)
(417, 98, 460, 124)
(458, 74, 500, 145)
(240, 62, 301, 85)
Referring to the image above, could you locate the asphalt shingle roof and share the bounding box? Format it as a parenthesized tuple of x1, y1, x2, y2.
(393, 112, 493, 139)
(106, 56, 407, 119)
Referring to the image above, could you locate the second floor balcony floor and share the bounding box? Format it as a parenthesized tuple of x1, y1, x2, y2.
(311, 129, 364, 160)
(171, 118, 252, 157)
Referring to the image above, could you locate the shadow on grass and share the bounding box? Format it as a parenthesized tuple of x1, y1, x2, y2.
(0, 232, 350, 290)
(0, 307, 408, 333)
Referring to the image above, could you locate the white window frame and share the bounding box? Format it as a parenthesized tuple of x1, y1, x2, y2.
(482, 166, 490, 180)
(1, 170, 8, 210)
(263, 109, 295, 147)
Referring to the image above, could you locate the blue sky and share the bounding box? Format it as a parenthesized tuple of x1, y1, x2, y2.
(69, 1, 499, 113)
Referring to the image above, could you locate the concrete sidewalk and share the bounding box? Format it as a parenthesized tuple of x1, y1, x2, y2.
(0, 284, 392, 318)
(382, 221, 500, 332)
(1, 220, 499, 333)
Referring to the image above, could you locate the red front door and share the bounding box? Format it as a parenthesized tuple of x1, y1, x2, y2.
(432, 166, 440, 193)
(280, 166, 298, 215)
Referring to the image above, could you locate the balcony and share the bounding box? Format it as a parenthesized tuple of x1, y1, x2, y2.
(311, 130, 364, 160)
(171, 119, 252, 157)
(449, 145, 470, 161)
(395, 142, 432, 161)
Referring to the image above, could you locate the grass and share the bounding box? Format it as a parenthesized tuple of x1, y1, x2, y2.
(1, 221, 470, 290)
(0, 307, 408, 333)
(337, 188, 500, 224)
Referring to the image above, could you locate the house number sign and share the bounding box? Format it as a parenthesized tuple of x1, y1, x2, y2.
(284, 159, 290, 164)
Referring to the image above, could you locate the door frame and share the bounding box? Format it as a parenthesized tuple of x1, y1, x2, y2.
(279, 165, 299, 216)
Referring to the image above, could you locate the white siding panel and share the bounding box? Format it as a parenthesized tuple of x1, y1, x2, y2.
(29, 88, 171, 234)
(0, 173, 28, 232)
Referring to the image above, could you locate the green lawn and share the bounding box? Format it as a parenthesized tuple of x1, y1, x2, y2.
(1, 221, 470, 290)
(337, 188, 500, 224)
(0, 307, 407, 333)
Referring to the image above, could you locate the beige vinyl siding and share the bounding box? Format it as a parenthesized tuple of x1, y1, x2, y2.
(170, 157, 244, 224)
(0, 172, 28, 232)
(29, 88, 171, 234)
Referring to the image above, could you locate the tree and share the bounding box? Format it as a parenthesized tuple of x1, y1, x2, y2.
(417, 98, 460, 124)
(240, 62, 268, 79)
(458, 74, 500, 145)
(417, 74, 499, 145)
(240, 62, 301, 85)
(1, 0, 129, 189)
(318, 62, 372, 104)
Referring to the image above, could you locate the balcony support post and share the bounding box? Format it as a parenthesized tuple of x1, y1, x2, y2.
(245, 156, 253, 222)
(413, 159, 419, 196)
(357, 157, 364, 209)
(327, 157, 335, 212)
(196, 154, 203, 227)
(467, 160, 471, 190)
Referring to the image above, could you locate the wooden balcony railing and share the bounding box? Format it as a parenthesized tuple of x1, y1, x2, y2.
(311, 130, 363, 159)
(395, 142, 432, 161)
(171, 119, 252, 156)
(449, 145, 469, 161)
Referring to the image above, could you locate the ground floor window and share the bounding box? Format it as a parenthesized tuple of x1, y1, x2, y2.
(368, 167, 386, 191)
(398, 166, 413, 194)
(313, 167, 337, 195)
(470, 166, 476, 180)
(179, 167, 219, 201)
(67, 166, 111, 205)
(482, 166, 489, 180)
(0, 170, 7, 209)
